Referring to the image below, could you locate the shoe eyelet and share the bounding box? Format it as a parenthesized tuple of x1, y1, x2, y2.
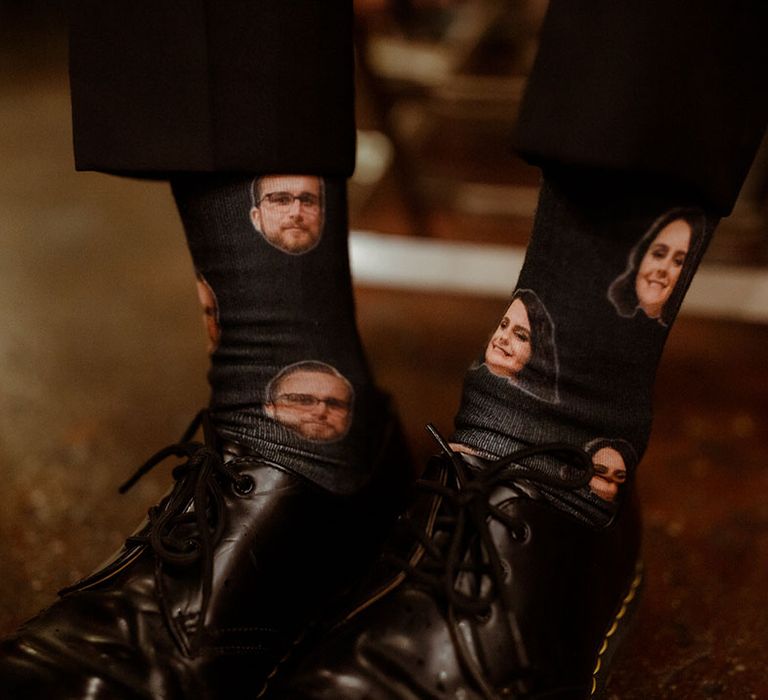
(510, 522, 530, 544)
(475, 607, 492, 624)
(233, 475, 255, 497)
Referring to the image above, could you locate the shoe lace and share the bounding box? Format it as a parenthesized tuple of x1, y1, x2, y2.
(389, 425, 593, 699)
(60, 411, 252, 655)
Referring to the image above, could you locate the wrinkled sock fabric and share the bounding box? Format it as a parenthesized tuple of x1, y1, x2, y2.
(453, 170, 718, 523)
(173, 173, 387, 493)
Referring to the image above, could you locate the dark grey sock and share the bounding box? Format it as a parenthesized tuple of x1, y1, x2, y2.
(453, 171, 718, 522)
(173, 173, 387, 494)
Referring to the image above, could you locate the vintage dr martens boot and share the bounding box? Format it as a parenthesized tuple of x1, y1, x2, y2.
(273, 427, 642, 699)
(0, 409, 412, 699)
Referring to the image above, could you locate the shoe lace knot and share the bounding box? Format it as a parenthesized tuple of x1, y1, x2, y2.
(124, 411, 250, 651)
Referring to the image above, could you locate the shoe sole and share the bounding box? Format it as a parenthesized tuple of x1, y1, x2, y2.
(590, 559, 644, 698)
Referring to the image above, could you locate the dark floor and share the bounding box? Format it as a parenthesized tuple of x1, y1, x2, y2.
(1, 32, 768, 700)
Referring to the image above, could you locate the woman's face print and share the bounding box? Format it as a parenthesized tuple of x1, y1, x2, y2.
(634, 218, 691, 319)
(589, 447, 627, 502)
(484, 298, 532, 379)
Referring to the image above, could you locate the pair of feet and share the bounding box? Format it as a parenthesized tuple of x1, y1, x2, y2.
(0, 407, 641, 699)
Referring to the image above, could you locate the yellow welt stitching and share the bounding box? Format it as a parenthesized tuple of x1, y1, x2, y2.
(589, 565, 643, 697)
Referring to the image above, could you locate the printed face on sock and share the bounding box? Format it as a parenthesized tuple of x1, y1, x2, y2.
(634, 218, 691, 320)
(608, 209, 705, 326)
(195, 274, 220, 353)
(265, 363, 353, 442)
(250, 175, 324, 254)
(589, 447, 627, 502)
(480, 289, 559, 403)
(485, 298, 533, 379)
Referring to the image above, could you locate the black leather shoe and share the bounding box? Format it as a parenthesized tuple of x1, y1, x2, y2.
(271, 427, 642, 700)
(0, 409, 412, 699)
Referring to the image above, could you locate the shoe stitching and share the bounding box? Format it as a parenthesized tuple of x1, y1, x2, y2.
(589, 561, 643, 697)
(255, 627, 309, 698)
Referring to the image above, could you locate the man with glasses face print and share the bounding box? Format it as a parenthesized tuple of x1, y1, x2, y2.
(250, 174, 324, 254)
(265, 361, 354, 442)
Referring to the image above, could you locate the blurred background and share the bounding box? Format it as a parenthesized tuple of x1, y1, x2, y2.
(1, 1, 767, 697)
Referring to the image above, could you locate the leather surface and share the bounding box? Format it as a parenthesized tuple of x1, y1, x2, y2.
(0, 410, 412, 699)
(274, 456, 642, 700)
